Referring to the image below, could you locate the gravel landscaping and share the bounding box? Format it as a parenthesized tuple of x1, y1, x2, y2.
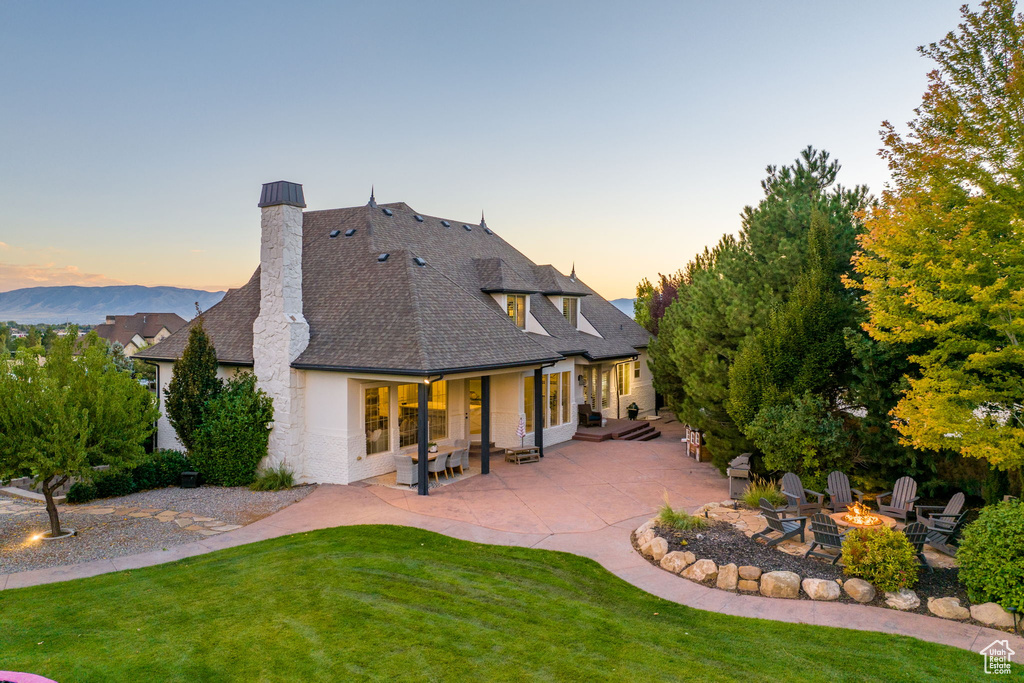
(0, 484, 314, 575)
(653, 521, 969, 618)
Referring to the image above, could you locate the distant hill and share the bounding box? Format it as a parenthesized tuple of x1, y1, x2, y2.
(610, 298, 635, 318)
(0, 285, 225, 325)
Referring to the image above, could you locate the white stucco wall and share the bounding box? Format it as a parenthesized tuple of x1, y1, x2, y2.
(153, 361, 244, 453)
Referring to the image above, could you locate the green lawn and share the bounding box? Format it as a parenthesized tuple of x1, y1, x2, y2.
(0, 525, 1000, 682)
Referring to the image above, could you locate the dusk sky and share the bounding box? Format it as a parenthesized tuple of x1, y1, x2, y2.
(0, 1, 966, 299)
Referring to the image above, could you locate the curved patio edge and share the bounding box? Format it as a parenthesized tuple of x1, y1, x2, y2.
(1, 484, 1020, 656)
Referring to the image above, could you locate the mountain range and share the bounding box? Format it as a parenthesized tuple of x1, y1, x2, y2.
(0, 285, 226, 325)
(610, 298, 635, 318)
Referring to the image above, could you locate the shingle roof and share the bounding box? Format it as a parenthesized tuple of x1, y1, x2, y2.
(136, 200, 651, 372)
(94, 312, 186, 349)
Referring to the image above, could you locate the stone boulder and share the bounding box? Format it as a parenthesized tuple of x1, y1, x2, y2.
(927, 597, 970, 620)
(738, 579, 759, 592)
(660, 551, 695, 573)
(716, 563, 739, 591)
(649, 537, 669, 562)
(681, 559, 718, 583)
(760, 571, 800, 599)
(635, 519, 657, 536)
(843, 578, 876, 603)
(971, 602, 1015, 628)
(636, 529, 656, 547)
(884, 588, 920, 611)
(738, 566, 762, 581)
(802, 578, 841, 601)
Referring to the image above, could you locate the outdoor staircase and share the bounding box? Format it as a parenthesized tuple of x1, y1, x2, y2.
(572, 420, 661, 443)
(469, 441, 496, 458)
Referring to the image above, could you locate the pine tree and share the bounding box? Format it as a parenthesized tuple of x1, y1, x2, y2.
(164, 317, 221, 452)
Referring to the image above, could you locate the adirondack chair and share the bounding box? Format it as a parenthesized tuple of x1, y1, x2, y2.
(902, 522, 931, 571)
(825, 471, 864, 513)
(751, 498, 807, 547)
(876, 476, 919, 522)
(924, 510, 969, 556)
(916, 492, 965, 529)
(780, 472, 825, 516)
(805, 513, 847, 564)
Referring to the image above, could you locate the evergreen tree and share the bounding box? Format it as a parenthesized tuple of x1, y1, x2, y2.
(164, 317, 221, 452)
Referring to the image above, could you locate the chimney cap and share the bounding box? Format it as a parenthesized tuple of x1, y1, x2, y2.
(258, 181, 306, 208)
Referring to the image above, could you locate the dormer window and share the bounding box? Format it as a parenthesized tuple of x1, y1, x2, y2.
(507, 294, 527, 329)
(562, 297, 578, 327)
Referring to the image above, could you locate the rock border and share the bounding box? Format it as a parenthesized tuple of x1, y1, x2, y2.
(633, 514, 1017, 632)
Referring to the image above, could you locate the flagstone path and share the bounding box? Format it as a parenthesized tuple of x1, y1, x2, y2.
(0, 497, 244, 535)
(1, 420, 1020, 656)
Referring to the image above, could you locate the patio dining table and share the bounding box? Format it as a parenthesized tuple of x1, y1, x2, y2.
(409, 445, 455, 464)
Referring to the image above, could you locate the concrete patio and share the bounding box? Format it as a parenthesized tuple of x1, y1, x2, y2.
(2, 419, 1020, 656)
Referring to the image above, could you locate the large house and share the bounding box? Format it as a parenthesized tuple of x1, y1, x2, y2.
(95, 312, 186, 356)
(136, 182, 653, 491)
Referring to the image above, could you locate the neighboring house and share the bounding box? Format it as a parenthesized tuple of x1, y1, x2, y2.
(136, 181, 653, 488)
(95, 312, 187, 356)
(9, 329, 27, 338)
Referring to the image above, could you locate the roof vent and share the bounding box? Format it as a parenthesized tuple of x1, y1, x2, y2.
(413, 256, 427, 267)
(463, 224, 472, 231)
(382, 208, 393, 216)
(345, 228, 356, 237)
(329, 229, 341, 238)
(441, 220, 451, 228)
(414, 215, 424, 222)
(377, 253, 390, 262)
(484, 228, 493, 235)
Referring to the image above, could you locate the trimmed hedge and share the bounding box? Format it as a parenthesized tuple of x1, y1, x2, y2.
(65, 450, 190, 503)
(958, 498, 1024, 611)
(841, 526, 919, 592)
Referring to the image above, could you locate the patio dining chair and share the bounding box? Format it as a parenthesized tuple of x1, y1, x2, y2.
(877, 476, 919, 522)
(448, 448, 469, 476)
(902, 522, 931, 571)
(427, 451, 449, 482)
(825, 471, 864, 513)
(393, 455, 418, 487)
(804, 513, 847, 564)
(751, 498, 807, 547)
(781, 472, 825, 516)
(916, 492, 965, 529)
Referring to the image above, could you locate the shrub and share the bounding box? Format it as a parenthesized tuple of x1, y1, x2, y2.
(190, 373, 274, 487)
(841, 526, 919, 592)
(741, 476, 787, 508)
(657, 494, 708, 531)
(66, 481, 97, 504)
(250, 464, 295, 491)
(132, 449, 189, 490)
(94, 469, 137, 499)
(957, 498, 1024, 611)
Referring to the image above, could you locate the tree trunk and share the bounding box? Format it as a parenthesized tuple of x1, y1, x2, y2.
(40, 475, 67, 538)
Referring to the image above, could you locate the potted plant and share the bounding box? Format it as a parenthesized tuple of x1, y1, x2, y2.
(428, 442, 438, 453)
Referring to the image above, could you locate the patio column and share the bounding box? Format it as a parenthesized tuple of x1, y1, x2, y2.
(417, 381, 429, 496)
(534, 367, 544, 458)
(480, 375, 491, 475)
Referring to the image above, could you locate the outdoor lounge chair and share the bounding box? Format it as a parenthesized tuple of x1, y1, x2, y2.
(393, 455, 418, 487)
(877, 476, 919, 522)
(751, 498, 807, 547)
(825, 471, 864, 513)
(805, 513, 847, 564)
(924, 510, 969, 556)
(902, 522, 931, 571)
(578, 404, 601, 427)
(427, 451, 449, 482)
(916, 492, 965, 529)
(781, 472, 825, 516)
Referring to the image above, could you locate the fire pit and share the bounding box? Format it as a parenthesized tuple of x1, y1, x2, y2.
(829, 503, 897, 530)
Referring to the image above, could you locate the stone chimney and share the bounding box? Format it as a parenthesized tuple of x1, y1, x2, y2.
(253, 181, 309, 474)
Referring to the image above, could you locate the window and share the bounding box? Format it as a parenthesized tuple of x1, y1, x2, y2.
(397, 381, 448, 448)
(365, 387, 389, 455)
(601, 372, 609, 408)
(507, 294, 526, 329)
(547, 372, 560, 428)
(617, 363, 630, 397)
(524, 374, 534, 432)
(562, 371, 571, 424)
(543, 374, 551, 428)
(634, 361, 641, 379)
(562, 297, 578, 327)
